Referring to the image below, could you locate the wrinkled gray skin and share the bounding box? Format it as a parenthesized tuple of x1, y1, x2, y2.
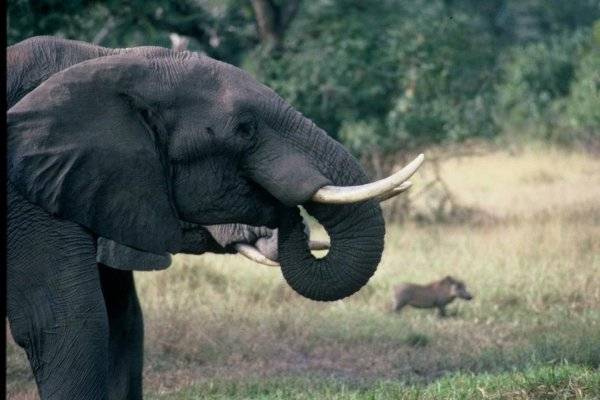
(7, 36, 385, 400)
(204, 223, 311, 262)
(7, 47, 284, 270)
(205, 224, 278, 260)
(6, 38, 286, 271)
(96, 223, 287, 270)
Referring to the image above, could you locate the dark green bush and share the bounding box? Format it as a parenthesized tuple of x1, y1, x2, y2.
(8, 1, 600, 151)
(564, 43, 600, 142)
(495, 30, 590, 138)
(245, 0, 404, 143)
(248, 1, 499, 156)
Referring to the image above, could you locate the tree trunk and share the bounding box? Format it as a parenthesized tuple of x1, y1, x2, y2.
(250, 0, 301, 51)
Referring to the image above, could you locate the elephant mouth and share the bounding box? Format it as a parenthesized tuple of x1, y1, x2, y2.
(240, 154, 424, 267)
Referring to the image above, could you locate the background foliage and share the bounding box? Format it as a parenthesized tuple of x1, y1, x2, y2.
(8, 0, 600, 155)
(7, 3, 600, 399)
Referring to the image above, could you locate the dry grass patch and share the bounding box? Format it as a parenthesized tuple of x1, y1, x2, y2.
(6, 145, 600, 399)
(417, 146, 600, 219)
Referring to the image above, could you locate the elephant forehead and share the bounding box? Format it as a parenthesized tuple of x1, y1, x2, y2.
(217, 85, 259, 115)
(216, 66, 278, 109)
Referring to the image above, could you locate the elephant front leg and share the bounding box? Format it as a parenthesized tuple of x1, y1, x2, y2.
(7, 188, 110, 399)
(99, 264, 144, 400)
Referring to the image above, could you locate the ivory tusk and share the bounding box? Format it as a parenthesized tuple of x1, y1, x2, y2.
(311, 154, 424, 204)
(376, 181, 412, 202)
(236, 240, 329, 267)
(235, 243, 280, 267)
(309, 240, 330, 251)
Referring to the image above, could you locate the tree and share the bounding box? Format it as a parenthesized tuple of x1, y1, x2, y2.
(7, 0, 303, 64)
(8, 0, 599, 152)
(249, 0, 498, 153)
(249, 0, 301, 51)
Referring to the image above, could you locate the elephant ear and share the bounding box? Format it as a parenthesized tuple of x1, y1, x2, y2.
(7, 55, 182, 253)
(96, 238, 172, 271)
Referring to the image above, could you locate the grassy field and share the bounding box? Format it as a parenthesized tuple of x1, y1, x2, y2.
(6, 144, 600, 399)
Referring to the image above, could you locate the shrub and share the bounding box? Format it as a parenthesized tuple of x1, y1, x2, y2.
(564, 44, 600, 142)
(248, 0, 499, 156)
(495, 30, 589, 138)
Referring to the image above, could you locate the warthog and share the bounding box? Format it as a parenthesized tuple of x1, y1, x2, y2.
(392, 276, 473, 317)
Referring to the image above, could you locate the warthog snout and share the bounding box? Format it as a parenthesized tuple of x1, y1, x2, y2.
(459, 290, 473, 300)
(455, 284, 473, 300)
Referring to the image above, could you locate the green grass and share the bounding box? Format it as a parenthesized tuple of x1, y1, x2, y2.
(6, 146, 600, 399)
(149, 365, 600, 399)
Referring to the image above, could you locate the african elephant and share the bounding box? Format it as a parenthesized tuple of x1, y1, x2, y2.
(7, 36, 422, 399)
(7, 36, 330, 270)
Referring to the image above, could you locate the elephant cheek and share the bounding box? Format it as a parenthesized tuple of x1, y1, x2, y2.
(172, 165, 280, 227)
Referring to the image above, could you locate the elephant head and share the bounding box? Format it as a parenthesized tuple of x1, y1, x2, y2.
(8, 49, 422, 301)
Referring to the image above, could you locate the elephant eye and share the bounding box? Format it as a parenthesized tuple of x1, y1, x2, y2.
(237, 120, 256, 140)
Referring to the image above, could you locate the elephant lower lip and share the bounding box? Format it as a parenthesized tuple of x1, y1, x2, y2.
(186, 214, 278, 228)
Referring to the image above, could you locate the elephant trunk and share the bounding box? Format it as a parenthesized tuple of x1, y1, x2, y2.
(275, 119, 385, 302)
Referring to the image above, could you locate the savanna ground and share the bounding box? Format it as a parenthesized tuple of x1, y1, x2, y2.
(6, 144, 600, 399)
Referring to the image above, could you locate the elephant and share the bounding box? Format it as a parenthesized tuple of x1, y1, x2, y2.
(7, 36, 423, 399)
(7, 36, 327, 270)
